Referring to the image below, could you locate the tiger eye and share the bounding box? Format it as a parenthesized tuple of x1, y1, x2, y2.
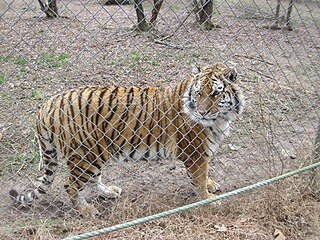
(211, 90, 221, 97)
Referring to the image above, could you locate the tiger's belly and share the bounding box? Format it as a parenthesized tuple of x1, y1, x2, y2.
(111, 145, 172, 162)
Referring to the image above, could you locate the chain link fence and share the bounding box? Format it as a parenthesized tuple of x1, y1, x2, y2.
(0, 0, 319, 239)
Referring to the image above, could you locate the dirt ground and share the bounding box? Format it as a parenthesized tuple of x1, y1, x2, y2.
(0, 0, 319, 239)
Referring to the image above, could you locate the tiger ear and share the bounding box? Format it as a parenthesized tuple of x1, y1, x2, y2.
(191, 64, 201, 74)
(225, 68, 238, 82)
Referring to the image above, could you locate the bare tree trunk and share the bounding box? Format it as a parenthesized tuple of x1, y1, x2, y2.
(134, 0, 152, 31)
(270, 0, 281, 29)
(193, 0, 200, 23)
(38, 0, 59, 18)
(48, 0, 58, 16)
(275, 0, 281, 26)
(195, 0, 219, 30)
(37, 0, 46, 12)
(285, 0, 294, 31)
(150, 0, 164, 23)
(134, 0, 218, 32)
(198, 0, 214, 30)
(270, 0, 294, 31)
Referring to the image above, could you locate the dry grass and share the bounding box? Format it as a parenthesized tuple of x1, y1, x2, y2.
(1, 173, 319, 239)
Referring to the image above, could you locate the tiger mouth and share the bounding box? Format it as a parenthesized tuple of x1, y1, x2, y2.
(195, 112, 219, 120)
(194, 109, 237, 122)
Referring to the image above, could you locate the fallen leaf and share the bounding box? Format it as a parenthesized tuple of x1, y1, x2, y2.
(273, 229, 286, 240)
(228, 144, 238, 151)
(214, 224, 227, 232)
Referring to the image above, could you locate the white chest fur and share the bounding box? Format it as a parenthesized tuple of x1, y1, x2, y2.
(205, 118, 231, 158)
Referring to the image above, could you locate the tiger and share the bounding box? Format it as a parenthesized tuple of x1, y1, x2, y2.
(10, 62, 244, 216)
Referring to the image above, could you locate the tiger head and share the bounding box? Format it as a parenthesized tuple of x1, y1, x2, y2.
(183, 63, 244, 127)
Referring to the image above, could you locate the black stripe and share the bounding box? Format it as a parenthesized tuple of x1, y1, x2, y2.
(140, 88, 149, 126)
(68, 91, 78, 139)
(76, 88, 95, 150)
(77, 88, 88, 130)
(144, 133, 151, 159)
(86, 89, 102, 150)
(101, 87, 120, 149)
(203, 151, 209, 158)
(155, 91, 162, 154)
(233, 89, 240, 113)
(116, 87, 134, 136)
(44, 158, 58, 166)
(96, 143, 106, 161)
(103, 86, 120, 129)
(47, 97, 56, 113)
(58, 95, 66, 143)
(74, 180, 84, 189)
(129, 88, 148, 151)
(41, 176, 53, 185)
(78, 129, 94, 149)
(83, 168, 96, 177)
(48, 101, 56, 135)
(43, 149, 55, 155)
(85, 88, 95, 129)
(144, 92, 157, 159)
(116, 137, 127, 156)
(129, 134, 143, 159)
(77, 176, 89, 183)
(159, 89, 169, 149)
(95, 88, 108, 126)
(90, 160, 102, 171)
(110, 128, 118, 143)
(178, 82, 185, 97)
(128, 136, 137, 159)
(38, 186, 47, 194)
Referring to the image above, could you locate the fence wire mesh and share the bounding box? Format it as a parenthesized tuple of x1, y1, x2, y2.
(0, 0, 319, 239)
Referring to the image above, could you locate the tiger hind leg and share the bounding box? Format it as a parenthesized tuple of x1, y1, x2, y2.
(64, 156, 100, 217)
(9, 138, 58, 207)
(64, 174, 99, 217)
(64, 155, 121, 217)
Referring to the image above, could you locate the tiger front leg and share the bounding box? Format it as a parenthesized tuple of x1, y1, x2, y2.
(184, 160, 220, 203)
(206, 178, 221, 194)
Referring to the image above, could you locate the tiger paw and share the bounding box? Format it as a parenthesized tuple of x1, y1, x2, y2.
(79, 204, 100, 218)
(207, 179, 221, 194)
(98, 185, 122, 200)
(205, 193, 222, 206)
(107, 185, 122, 198)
